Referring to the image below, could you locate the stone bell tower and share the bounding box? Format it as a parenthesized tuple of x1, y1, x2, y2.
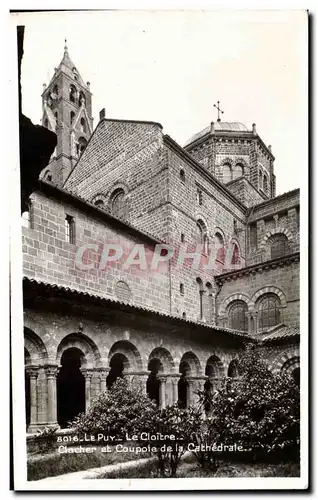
(40, 40, 93, 187)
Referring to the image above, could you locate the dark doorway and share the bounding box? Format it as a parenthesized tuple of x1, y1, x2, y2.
(107, 353, 126, 389)
(57, 348, 85, 428)
(147, 358, 161, 406)
(178, 376, 188, 408)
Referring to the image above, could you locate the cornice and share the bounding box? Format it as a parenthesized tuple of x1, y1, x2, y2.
(185, 130, 275, 161)
(215, 252, 300, 284)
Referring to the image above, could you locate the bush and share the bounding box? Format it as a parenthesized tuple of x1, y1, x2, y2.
(73, 378, 202, 478)
(148, 404, 202, 477)
(72, 378, 157, 440)
(196, 347, 300, 467)
(30, 425, 59, 454)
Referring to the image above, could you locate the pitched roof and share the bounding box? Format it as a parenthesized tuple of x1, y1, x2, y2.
(261, 325, 300, 342)
(23, 277, 252, 341)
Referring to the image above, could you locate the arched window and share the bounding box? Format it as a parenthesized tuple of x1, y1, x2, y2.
(69, 85, 77, 103)
(231, 243, 241, 266)
(223, 163, 232, 183)
(44, 171, 52, 182)
(196, 278, 204, 320)
(228, 300, 248, 332)
(73, 68, 78, 81)
(77, 137, 87, 156)
(70, 111, 75, 125)
(52, 85, 59, 98)
(110, 189, 126, 219)
(80, 117, 87, 133)
(180, 169, 185, 183)
(233, 163, 244, 180)
(257, 294, 281, 332)
(94, 199, 104, 208)
(270, 234, 288, 259)
(263, 175, 268, 193)
(259, 170, 263, 190)
(205, 282, 214, 324)
(215, 232, 225, 264)
(79, 92, 85, 106)
(197, 220, 208, 254)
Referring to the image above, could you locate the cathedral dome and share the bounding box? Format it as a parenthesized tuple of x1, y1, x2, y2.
(184, 121, 249, 147)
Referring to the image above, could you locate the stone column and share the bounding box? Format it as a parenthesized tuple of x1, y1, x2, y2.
(98, 368, 109, 395)
(25, 365, 39, 431)
(158, 375, 167, 409)
(45, 365, 59, 426)
(81, 368, 94, 411)
(171, 376, 178, 405)
(186, 378, 195, 408)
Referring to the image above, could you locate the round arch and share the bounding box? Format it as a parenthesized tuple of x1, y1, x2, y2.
(148, 347, 176, 374)
(56, 333, 101, 368)
(259, 227, 293, 251)
(269, 347, 300, 374)
(24, 327, 48, 365)
(108, 340, 142, 372)
(91, 193, 108, 207)
(179, 351, 202, 377)
(251, 286, 287, 308)
(227, 359, 240, 378)
(219, 157, 234, 168)
(219, 293, 253, 316)
(105, 181, 129, 203)
(205, 354, 225, 378)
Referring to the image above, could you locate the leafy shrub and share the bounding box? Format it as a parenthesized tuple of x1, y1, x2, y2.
(196, 347, 300, 467)
(29, 425, 59, 454)
(147, 404, 202, 477)
(72, 378, 157, 440)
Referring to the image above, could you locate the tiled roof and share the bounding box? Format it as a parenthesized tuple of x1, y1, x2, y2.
(261, 325, 300, 342)
(23, 277, 252, 340)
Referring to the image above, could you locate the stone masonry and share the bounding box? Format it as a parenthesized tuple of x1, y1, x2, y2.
(22, 46, 300, 432)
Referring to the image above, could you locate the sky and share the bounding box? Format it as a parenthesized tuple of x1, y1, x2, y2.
(12, 10, 307, 194)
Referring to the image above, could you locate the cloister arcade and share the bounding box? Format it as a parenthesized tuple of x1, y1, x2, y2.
(24, 324, 300, 433)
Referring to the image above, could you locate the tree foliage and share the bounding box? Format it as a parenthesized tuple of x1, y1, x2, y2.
(148, 404, 202, 477)
(197, 347, 300, 465)
(72, 378, 157, 439)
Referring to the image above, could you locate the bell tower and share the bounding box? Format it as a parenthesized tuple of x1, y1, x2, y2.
(40, 40, 93, 187)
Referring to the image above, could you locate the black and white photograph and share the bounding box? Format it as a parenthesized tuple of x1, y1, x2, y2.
(9, 8, 308, 491)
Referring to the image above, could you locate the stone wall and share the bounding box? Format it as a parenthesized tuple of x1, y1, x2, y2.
(23, 191, 171, 314)
(216, 256, 300, 330)
(246, 189, 300, 265)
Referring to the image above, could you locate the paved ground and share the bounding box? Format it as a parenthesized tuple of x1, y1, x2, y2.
(28, 456, 157, 482)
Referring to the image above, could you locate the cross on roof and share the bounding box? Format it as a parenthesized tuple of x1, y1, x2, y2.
(214, 101, 224, 122)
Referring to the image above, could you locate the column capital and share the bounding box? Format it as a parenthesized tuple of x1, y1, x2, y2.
(96, 367, 110, 379)
(80, 368, 94, 379)
(44, 364, 59, 378)
(25, 365, 40, 378)
(157, 375, 167, 383)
